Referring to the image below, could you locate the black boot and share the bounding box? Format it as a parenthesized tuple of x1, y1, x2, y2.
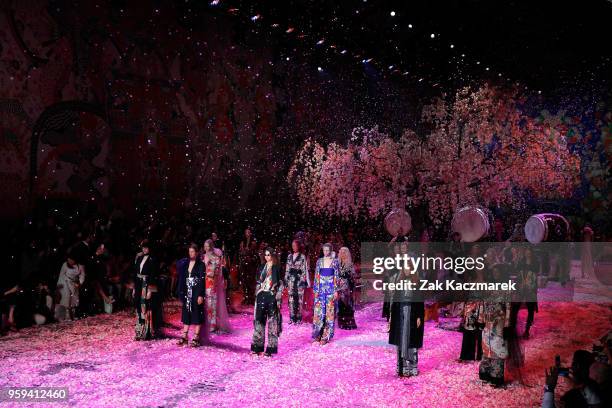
(523, 325, 530, 339)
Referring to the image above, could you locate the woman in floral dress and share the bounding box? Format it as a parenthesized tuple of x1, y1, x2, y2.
(203, 239, 222, 333)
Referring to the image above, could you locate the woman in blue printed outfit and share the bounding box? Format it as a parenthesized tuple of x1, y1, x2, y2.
(312, 243, 339, 345)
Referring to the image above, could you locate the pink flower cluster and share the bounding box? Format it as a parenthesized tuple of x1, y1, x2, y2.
(288, 85, 581, 223)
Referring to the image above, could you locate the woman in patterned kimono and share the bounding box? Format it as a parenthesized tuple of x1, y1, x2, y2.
(250, 248, 283, 356)
(285, 239, 309, 324)
(132, 240, 159, 340)
(389, 259, 425, 377)
(56, 255, 85, 321)
(478, 264, 521, 387)
(176, 243, 206, 347)
(203, 239, 222, 333)
(479, 301, 511, 386)
(312, 243, 339, 345)
(337, 247, 357, 330)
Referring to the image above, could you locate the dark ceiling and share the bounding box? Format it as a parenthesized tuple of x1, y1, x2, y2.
(171, 0, 612, 91)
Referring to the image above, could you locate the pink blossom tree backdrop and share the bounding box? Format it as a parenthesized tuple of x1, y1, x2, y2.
(288, 85, 582, 224)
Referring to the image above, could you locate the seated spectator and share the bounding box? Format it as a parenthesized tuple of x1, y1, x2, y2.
(89, 243, 114, 313)
(32, 280, 54, 325)
(1, 280, 19, 335)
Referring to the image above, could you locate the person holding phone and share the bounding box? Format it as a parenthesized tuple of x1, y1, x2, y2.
(543, 350, 603, 407)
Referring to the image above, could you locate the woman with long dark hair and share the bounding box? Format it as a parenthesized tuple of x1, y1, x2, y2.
(176, 243, 205, 347)
(250, 247, 282, 356)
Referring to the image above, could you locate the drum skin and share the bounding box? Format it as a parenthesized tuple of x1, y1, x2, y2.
(451, 206, 490, 242)
(524, 213, 570, 243)
(385, 209, 412, 237)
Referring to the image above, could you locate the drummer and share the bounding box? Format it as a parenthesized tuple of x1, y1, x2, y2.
(449, 232, 464, 257)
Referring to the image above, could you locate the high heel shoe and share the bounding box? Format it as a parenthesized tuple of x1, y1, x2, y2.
(177, 334, 188, 346)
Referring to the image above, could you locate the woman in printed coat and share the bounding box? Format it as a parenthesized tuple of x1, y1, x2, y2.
(311, 243, 339, 345)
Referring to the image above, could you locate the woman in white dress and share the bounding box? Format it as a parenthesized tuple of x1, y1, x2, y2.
(56, 255, 85, 320)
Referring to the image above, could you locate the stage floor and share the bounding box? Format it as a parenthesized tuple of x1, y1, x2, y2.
(1, 290, 610, 407)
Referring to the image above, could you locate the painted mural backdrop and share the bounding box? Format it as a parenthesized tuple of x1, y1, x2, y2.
(0, 1, 358, 219)
(0, 2, 286, 216)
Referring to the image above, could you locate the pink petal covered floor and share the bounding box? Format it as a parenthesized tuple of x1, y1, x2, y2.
(0, 297, 610, 408)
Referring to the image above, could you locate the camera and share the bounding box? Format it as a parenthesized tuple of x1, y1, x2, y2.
(555, 355, 570, 377)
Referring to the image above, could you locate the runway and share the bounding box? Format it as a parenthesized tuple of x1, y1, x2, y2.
(0, 286, 610, 407)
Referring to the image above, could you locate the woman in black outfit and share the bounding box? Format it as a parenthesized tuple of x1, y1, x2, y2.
(177, 243, 206, 347)
(389, 257, 425, 377)
(133, 240, 159, 340)
(511, 247, 539, 338)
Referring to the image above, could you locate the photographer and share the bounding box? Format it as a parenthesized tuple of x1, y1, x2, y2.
(543, 350, 602, 407)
